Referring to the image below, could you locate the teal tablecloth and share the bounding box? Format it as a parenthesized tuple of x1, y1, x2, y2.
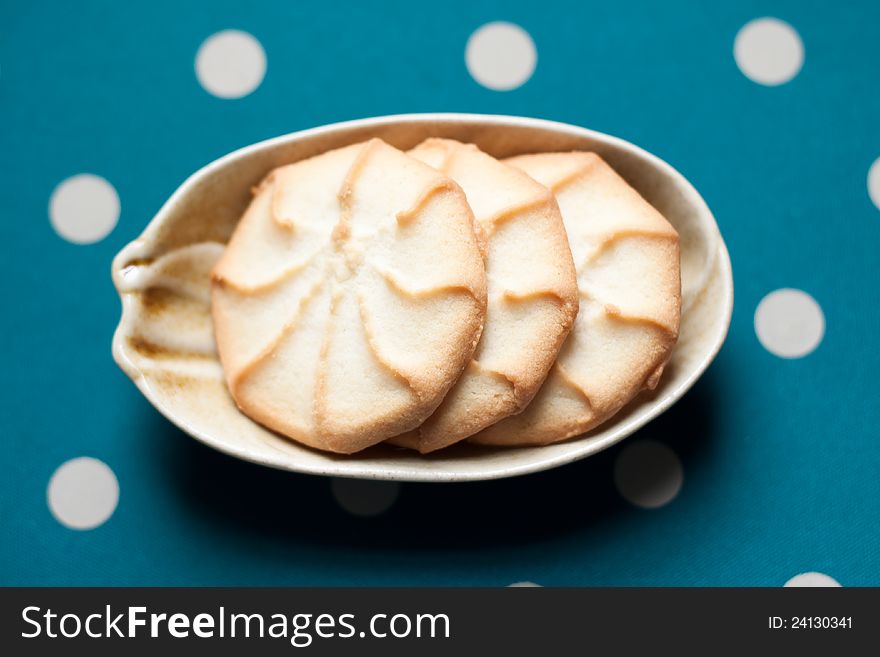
(2, 0, 879, 586)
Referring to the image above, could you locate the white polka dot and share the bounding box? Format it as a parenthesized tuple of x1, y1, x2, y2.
(614, 440, 683, 509)
(465, 22, 536, 91)
(868, 157, 880, 211)
(47, 457, 119, 530)
(734, 18, 803, 86)
(508, 581, 542, 587)
(755, 288, 825, 358)
(49, 174, 119, 244)
(195, 30, 266, 98)
(784, 572, 841, 587)
(331, 479, 399, 517)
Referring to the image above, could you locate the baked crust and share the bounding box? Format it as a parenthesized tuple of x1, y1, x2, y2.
(389, 139, 579, 453)
(470, 152, 681, 446)
(211, 139, 487, 454)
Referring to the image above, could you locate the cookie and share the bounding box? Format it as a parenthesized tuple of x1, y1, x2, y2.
(211, 139, 487, 454)
(470, 152, 680, 446)
(389, 139, 579, 453)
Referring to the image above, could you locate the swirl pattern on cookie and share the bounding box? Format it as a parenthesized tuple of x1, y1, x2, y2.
(211, 139, 487, 454)
(470, 152, 680, 446)
(389, 139, 579, 453)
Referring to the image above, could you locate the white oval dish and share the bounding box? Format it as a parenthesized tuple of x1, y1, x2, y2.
(112, 113, 732, 482)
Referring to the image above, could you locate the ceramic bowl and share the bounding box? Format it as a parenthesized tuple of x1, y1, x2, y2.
(112, 113, 732, 482)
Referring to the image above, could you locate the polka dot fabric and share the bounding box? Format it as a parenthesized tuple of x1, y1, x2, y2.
(734, 18, 804, 86)
(466, 22, 537, 90)
(1, 0, 879, 587)
(195, 30, 266, 98)
(49, 174, 120, 244)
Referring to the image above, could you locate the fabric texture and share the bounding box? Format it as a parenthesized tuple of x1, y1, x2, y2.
(1, 0, 878, 586)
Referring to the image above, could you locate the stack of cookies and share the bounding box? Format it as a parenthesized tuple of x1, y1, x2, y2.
(211, 138, 681, 454)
